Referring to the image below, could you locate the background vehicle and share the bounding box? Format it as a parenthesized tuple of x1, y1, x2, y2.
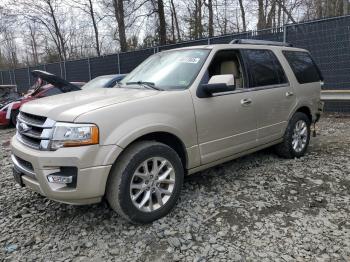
(11, 40, 322, 224)
(82, 74, 126, 90)
(0, 70, 84, 127)
(0, 85, 19, 108)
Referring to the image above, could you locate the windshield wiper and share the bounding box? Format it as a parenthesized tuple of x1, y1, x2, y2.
(126, 81, 163, 91)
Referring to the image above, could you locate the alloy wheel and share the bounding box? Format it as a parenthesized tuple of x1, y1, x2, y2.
(130, 157, 175, 212)
(292, 120, 308, 153)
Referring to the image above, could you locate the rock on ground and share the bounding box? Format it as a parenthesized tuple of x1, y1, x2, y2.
(0, 114, 349, 261)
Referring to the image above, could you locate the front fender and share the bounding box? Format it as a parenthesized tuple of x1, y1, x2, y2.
(104, 113, 193, 148)
(74, 90, 197, 153)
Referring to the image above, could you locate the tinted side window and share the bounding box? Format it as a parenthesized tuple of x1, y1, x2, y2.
(244, 49, 287, 87)
(43, 87, 63, 97)
(283, 51, 322, 84)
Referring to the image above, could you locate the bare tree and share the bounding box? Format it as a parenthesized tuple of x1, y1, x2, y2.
(204, 0, 214, 37)
(15, 0, 70, 61)
(70, 0, 102, 56)
(28, 23, 40, 65)
(170, 0, 181, 41)
(275, 0, 297, 24)
(344, 0, 349, 15)
(112, 0, 128, 52)
(156, 0, 166, 45)
(238, 0, 247, 31)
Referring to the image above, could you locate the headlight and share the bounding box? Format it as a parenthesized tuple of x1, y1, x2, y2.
(51, 122, 99, 149)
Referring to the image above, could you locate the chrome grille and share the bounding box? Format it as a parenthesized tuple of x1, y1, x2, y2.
(16, 112, 55, 150)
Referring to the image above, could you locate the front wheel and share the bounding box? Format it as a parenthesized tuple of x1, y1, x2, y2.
(275, 112, 311, 158)
(106, 141, 184, 224)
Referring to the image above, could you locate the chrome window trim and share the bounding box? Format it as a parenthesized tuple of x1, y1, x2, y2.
(210, 83, 290, 97)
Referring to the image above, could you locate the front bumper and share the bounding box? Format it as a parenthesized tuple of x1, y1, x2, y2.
(11, 136, 123, 205)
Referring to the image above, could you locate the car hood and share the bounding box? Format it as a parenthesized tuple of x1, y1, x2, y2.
(31, 70, 81, 95)
(20, 87, 160, 122)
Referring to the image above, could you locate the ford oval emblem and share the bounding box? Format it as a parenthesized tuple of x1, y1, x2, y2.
(19, 122, 31, 133)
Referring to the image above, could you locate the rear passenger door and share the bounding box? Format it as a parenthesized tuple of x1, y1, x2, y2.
(242, 49, 296, 144)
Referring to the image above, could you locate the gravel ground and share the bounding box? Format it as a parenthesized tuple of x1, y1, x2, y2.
(1, 114, 350, 262)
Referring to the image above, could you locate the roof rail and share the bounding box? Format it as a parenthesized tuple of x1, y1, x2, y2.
(230, 39, 293, 47)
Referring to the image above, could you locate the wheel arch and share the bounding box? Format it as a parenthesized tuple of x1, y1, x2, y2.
(295, 106, 312, 122)
(115, 131, 188, 172)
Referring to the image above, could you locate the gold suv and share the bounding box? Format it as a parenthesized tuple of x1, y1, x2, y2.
(11, 40, 323, 223)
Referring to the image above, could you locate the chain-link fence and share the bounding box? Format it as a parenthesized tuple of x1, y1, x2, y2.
(1, 15, 350, 94)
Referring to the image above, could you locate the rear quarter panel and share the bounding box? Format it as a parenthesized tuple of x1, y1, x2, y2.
(278, 48, 321, 122)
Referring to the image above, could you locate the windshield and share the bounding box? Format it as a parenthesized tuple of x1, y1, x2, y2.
(82, 75, 114, 90)
(120, 49, 210, 90)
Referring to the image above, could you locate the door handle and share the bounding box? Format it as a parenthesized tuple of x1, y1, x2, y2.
(286, 91, 294, 97)
(241, 98, 252, 106)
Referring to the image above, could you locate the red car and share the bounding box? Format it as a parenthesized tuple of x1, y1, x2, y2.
(0, 70, 84, 127)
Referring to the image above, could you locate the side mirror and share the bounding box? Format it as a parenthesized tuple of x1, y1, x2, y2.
(201, 74, 236, 96)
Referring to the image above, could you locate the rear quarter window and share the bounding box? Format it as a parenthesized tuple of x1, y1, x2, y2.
(283, 51, 323, 84)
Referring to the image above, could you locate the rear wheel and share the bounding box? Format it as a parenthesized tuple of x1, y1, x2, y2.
(106, 141, 184, 224)
(275, 112, 311, 158)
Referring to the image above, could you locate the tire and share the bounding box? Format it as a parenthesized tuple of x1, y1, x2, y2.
(275, 112, 311, 159)
(106, 141, 184, 224)
(10, 109, 19, 127)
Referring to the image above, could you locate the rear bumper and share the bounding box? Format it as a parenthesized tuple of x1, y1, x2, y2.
(0, 111, 9, 126)
(11, 136, 123, 205)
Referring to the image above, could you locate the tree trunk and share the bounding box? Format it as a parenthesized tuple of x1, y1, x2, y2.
(275, 0, 297, 24)
(238, 0, 246, 31)
(344, 0, 349, 15)
(157, 0, 166, 45)
(277, 0, 282, 27)
(267, 0, 276, 28)
(113, 0, 127, 52)
(206, 0, 214, 37)
(325, 0, 332, 17)
(171, 8, 175, 42)
(223, 0, 227, 34)
(47, 0, 66, 60)
(195, 0, 203, 38)
(316, 0, 323, 18)
(29, 25, 39, 65)
(257, 0, 266, 30)
(88, 0, 100, 56)
(170, 0, 181, 41)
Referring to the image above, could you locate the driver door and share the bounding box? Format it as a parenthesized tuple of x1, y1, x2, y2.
(191, 49, 258, 165)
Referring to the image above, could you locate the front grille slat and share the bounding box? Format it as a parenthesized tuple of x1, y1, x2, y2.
(21, 129, 42, 139)
(18, 112, 46, 128)
(16, 112, 55, 150)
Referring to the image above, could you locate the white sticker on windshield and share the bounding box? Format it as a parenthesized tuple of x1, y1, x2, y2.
(177, 57, 200, 64)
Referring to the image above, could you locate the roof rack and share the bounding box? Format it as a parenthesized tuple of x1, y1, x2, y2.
(230, 39, 293, 47)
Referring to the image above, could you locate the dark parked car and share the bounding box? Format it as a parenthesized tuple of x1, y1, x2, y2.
(0, 70, 84, 127)
(82, 74, 126, 90)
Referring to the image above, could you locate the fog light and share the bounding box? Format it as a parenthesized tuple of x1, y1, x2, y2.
(47, 175, 73, 184)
